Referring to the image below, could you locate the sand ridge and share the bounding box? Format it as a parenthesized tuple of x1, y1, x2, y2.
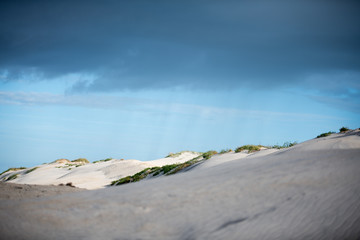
(0, 151, 202, 189)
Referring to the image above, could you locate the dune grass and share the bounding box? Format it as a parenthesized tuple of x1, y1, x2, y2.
(111, 167, 162, 186)
(165, 151, 199, 158)
(6, 174, 19, 181)
(71, 158, 89, 164)
(111, 150, 218, 186)
(235, 145, 262, 153)
(93, 158, 113, 163)
(339, 127, 349, 133)
(161, 164, 179, 174)
(219, 149, 232, 154)
(271, 142, 297, 149)
(316, 131, 335, 138)
(0, 167, 26, 176)
(52, 158, 70, 164)
(202, 150, 218, 159)
(25, 167, 39, 174)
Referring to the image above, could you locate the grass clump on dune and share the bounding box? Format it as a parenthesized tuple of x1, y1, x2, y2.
(113, 176, 133, 185)
(235, 145, 262, 153)
(339, 127, 349, 133)
(161, 164, 179, 174)
(52, 158, 70, 164)
(166, 152, 182, 158)
(93, 158, 113, 163)
(271, 142, 297, 149)
(0, 167, 26, 176)
(164, 151, 217, 174)
(25, 167, 39, 174)
(112, 150, 218, 186)
(111, 164, 183, 186)
(165, 154, 206, 175)
(6, 174, 19, 181)
(111, 167, 161, 186)
(219, 149, 232, 154)
(165, 151, 199, 158)
(71, 158, 89, 164)
(202, 150, 218, 159)
(316, 131, 335, 138)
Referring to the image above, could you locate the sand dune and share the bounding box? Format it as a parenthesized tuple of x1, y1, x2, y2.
(0, 130, 359, 239)
(0, 151, 201, 189)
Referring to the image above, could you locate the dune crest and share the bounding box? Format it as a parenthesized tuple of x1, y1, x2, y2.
(0, 151, 203, 189)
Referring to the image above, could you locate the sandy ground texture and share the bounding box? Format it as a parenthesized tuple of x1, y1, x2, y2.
(0, 182, 85, 200)
(0, 130, 359, 239)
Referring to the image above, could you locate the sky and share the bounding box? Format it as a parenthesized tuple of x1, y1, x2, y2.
(0, 0, 359, 171)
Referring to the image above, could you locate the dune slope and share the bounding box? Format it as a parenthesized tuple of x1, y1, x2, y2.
(0, 131, 359, 239)
(0, 151, 201, 189)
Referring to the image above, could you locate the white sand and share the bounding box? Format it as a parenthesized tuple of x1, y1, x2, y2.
(0, 151, 201, 189)
(0, 130, 359, 239)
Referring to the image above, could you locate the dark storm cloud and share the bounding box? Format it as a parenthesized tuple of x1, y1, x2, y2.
(1, 0, 360, 93)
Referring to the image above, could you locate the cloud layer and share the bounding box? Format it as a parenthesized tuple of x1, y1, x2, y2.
(1, 0, 359, 95)
(0, 91, 344, 122)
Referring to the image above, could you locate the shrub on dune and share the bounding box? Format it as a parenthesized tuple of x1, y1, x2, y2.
(25, 167, 39, 174)
(111, 151, 219, 186)
(235, 145, 261, 153)
(271, 142, 297, 149)
(202, 150, 218, 159)
(161, 164, 179, 174)
(112, 176, 133, 185)
(6, 174, 19, 181)
(316, 131, 335, 138)
(165, 151, 199, 158)
(52, 159, 71, 164)
(219, 149, 232, 154)
(71, 158, 89, 164)
(0, 167, 26, 176)
(93, 158, 113, 163)
(111, 167, 164, 186)
(339, 127, 349, 133)
(282, 142, 297, 147)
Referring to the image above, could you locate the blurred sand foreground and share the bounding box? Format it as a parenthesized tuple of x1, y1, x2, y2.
(0, 130, 359, 239)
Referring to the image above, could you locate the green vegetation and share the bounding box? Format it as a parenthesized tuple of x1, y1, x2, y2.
(112, 150, 218, 186)
(235, 145, 262, 153)
(165, 151, 199, 158)
(316, 131, 335, 138)
(93, 158, 113, 163)
(6, 174, 19, 181)
(219, 149, 232, 154)
(25, 167, 39, 174)
(161, 164, 179, 174)
(111, 167, 163, 186)
(113, 176, 132, 185)
(339, 127, 349, 133)
(166, 156, 202, 175)
(282, 142, 297, 148)
(55, 163, 84, 169)
(71, 158, 89, 164)
(202, 150, 218, 159)
(150, 167, 161, 176)
(0, 167, 26, 176)
(272, 142, 297, 149)
(166, 152, 180, 158)
(52, 158, 70, 164)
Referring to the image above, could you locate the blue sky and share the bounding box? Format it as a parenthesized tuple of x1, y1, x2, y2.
(0, 0, 359, 171)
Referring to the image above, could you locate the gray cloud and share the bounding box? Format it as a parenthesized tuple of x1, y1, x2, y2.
(310, 94, 360, 114)
(1, 0, 359, 95)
